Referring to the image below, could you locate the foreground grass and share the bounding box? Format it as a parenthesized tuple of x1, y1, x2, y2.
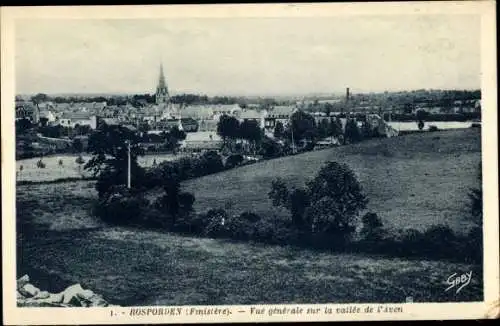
(17, 180, 483, 306)
(184, 129, 481, 233)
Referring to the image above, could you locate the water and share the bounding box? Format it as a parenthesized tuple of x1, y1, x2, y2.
(388, 121, 474, 131)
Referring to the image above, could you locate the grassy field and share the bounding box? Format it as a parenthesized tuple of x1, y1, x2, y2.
(16, 153, 184, 182)
(16, 129, 483, 305)
(17, 181, 482, 305)
(183, 128, 481, 233)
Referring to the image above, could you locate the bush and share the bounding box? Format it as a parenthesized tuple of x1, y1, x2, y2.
(225, 154, 244, 169)
(94, 186, 149, 225)
(428, 125, 439, 132)
(202, 209, 231, 238)
(196, 151, 224, 176)
(360, 212, 386, 242)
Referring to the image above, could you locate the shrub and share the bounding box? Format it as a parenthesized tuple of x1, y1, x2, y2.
(428, 125, 439, 132)
(203, 209, 231, 238)
(225, 154, 244, 169)
(196, 151, 224, 175)
(360, 212, 386, 242)
(239, 211, 261, 223)
(94, 186, 149, 225)
(259, 137, 283, 159)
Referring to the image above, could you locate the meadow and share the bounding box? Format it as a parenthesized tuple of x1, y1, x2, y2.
(183, 128, 481, 234)
(17, 181, 482, 305)
(16, 128, 483, 305)
(16, 153, 183, 182)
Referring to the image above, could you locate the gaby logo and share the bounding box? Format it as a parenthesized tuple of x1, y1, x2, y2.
(445, 271, 473, 294)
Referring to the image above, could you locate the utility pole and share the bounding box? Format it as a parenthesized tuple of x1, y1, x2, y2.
(290, 119, 296, 154)
(127, 140, 131, 189)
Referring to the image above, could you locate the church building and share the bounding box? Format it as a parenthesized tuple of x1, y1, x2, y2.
(155, 63, 170, 105)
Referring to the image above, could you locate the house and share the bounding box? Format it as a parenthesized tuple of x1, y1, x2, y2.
(265, 105, 297, 129)
(39, 110, 57, 123)
(15, 102, 39, 123)
(56, 112, 97, 129)
(180, 118, 199, 132)
(180, 132, 223, 153)
(238, 109, 267, 129)
(181, 105, 215, 120)
(156, 118, 182, 132)
(212, 104, 242, 116)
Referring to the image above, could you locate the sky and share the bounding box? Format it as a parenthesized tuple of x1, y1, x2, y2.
(15, 15, 481, 96)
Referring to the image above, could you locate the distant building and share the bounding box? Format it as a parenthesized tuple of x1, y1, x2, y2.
(16, 102, 39, 123)
(56, 112, 97, 129)
(155, 63, 170, 105)
(180, 118, 199, 132)
(265, 105, 297, 129)
(238, 109, 267, 129)
(39, 110, 56, 123)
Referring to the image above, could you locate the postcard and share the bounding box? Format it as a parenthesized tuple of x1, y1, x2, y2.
(1, 1, 498, 324)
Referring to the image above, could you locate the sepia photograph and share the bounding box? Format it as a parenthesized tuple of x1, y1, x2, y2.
(1, 2, 498, 324)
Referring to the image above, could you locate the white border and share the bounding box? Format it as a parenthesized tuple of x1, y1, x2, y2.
(2, 2, 498, 324)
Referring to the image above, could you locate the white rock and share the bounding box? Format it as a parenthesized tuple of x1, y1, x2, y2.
(33, 290, 50, 299)
(17, 275, 30, 290)
(36, 292, 64, 304)
(19, 284, 40, 297)
(76, 289, 95, 301)
(61, 284, 85, 304)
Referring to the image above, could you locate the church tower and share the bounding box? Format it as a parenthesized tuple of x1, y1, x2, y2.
(155, 63, 169, 105)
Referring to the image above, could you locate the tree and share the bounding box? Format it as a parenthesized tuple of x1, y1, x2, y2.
(195, 151, 224, 175)
(416, 109, 428, 131)
(239, 119, 262, 154)
(468, 163, 483, 226)
(287, 110, 318, 146)
(155, 170, 195, 228)
(328, 117, 343, 139)
(317, 119, 330, 139)
(15, 118, 33, 133)
(269, 161, 367, 244)
(259, 136, 283, 158)
(273, 121, 285, 139)
(217, 114, 240, 150)
(344, 118, 362, 144)
(85, 124, 145, 198)
(305, 161, 368, 238)
(75, 155, 85, 175)
(72, 138, 84, 153)
(164, 126, 186, 153)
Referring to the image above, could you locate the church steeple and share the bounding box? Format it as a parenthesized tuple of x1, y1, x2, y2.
(155, 63, 169, 105)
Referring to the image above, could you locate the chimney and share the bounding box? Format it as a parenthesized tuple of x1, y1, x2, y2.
(346, 87, 350, 102)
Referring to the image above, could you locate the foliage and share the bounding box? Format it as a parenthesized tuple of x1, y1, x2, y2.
(287, 110, 317, 145)
(217, 115, 240, 143)
(155, 176, 195, 228)
(317, 119, 331, 139)
(273, 121, 285, 139)
(196, 151, 224, 176)
(344, 119, 363, 144)
(329, 117, 343, 138)
(16, 118, 33, 133)
(259, 137, 284, 159)
(225, 154, 244, 169)
(468, 163, 483, 226)
(72, 138, 84, 153)
(94, 186, 149, 225)
(418, 120, 425, 130)
(85, 124, 145, 198)
(269, 161, 367, 245)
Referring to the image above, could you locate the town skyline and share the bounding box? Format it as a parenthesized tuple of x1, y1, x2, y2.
(16, 16, 480, 96)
